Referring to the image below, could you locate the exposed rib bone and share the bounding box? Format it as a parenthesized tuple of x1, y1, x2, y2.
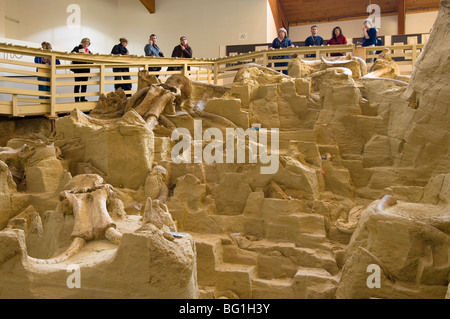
(28, 237, 86, 265)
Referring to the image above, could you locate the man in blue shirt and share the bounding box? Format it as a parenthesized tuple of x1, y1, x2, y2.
(305, 25, 323, 58)
(362, 19, 378, 62)
(144, 34, 164, 77)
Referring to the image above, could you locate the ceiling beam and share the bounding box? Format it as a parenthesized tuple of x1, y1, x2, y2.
(140, 0, 155, 14)
(289, 6, 439, 27)
(398, 0, 406, 34)
(268, 0, 288, 31)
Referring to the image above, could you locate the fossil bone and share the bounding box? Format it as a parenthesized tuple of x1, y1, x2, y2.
(28, 175, 124, 264)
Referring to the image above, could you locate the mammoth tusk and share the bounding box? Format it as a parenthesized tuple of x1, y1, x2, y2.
(374, 195, 450, 245)
(190, 110, 238, 129)
(334, 223, 355, 234)
(361, 76, 409, 86)
(105, 227, 123, 245)
(28, 237, 86, 265)
(377, 195, 398, 212)
(358, 247, 397, 283)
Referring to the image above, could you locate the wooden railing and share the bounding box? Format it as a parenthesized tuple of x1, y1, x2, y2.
(214, 44, 355, 84)
(355, 43, 425, 69)
(0, 43, 215, 118)
(0, 42, 424, 118)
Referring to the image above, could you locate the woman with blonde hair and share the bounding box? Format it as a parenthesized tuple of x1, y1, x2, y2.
(71, 38, 92, 103)
(34, 42, 60, 99)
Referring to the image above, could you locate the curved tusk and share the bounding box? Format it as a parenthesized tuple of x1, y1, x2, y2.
(334, 222, 355, 234)
(377, 195, 398, 212)
(28, 237, 86, 265)
(359, 247, 397, 282)
(105, 227, 123, 245)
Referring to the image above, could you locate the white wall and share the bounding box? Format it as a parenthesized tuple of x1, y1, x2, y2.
(0, 0, 5, 38)
(266, 1, 278, 43)
(4, 0, 120, 53)
(289, 12, 438, 43)
(116, 0, 270, 58)
(406, 11, 438, 34)
(0, 0, 272, 59)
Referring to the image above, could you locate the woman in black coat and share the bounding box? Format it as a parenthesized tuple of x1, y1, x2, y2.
(111, 38, 132, 95)
(71, 38, 92, 103)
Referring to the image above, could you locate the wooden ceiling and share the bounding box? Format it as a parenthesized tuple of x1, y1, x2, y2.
(140, 0, 439, 34)
(272, 0, 440, 27)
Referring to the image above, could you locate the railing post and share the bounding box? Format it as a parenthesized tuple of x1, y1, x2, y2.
(100, 65, 105, 95)
(12, 94, 18, 117)
(214, 62, 219, 85)
(411, 44, 417, 67)
(207, 69, 211, 84)
(183, 63, 188, 77)
(263, 52, 268, 67)
(50, 55, 57, 118)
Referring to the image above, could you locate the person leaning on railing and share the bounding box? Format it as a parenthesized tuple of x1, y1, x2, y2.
(35, 42, 60, 100)
(362, 19, 378, 63)
(305, 25, 324, 58)
(269, 28, 294, 76)
(71, 38, 92, 103)
(168, 36, 193, 72)
(144, 34, 164, 78)
(327, 27, 348, 57)
(111, 38, 132, 96)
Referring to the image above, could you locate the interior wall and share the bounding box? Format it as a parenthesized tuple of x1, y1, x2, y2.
(116, 0, 270, 59)
(289, 11, 438, 43)
(266, 1, 278, 43)
(0, 0, 271, 59)
(405, 11, 438, 34)
(0, 0, 5, 38)
(3, 0, 118, 53)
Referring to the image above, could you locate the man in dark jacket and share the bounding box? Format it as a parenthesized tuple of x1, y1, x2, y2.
(71, 38, 92, 102)
(111, 38, 132, 95)
(168, 36, 193, 72)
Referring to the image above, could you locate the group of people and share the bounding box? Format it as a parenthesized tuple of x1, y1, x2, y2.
(35, 20, 380, 101)
(35, 35, 193, 102)
(270, 19, 380, 74)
